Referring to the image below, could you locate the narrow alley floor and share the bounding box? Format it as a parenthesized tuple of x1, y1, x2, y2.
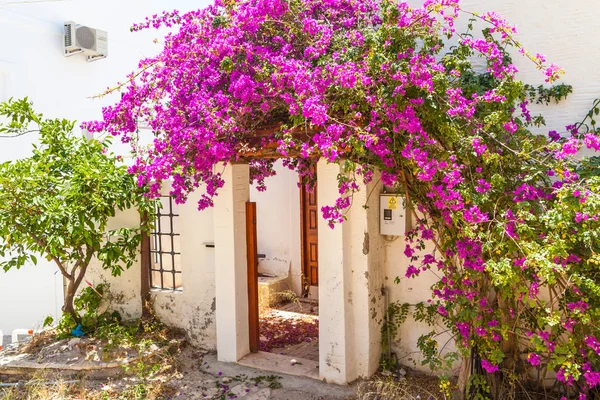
(259, 299, 319, 363)
(271, 299, 318, 362)
(196, 350, 355, 400)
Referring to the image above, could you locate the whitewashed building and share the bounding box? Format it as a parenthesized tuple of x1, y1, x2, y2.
(1, 0, 599, 385)
(0, 0, 205, 337)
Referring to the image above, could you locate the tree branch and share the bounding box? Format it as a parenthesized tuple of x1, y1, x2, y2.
(0, 130, 40, 138)
(73, 245, 94, 291)
(12, 222, 72, 280)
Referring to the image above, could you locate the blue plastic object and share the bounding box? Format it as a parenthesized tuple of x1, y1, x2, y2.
(71, 324, 85, 337)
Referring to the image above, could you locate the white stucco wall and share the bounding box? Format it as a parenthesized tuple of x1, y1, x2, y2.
(249, 161, 303, 294)
(384, 234, 460, 373)
(152, 183, 217, 349)
(0, 0, 208, 337)
(0, 264, 63, 335)
(84, 180, 218, 348)
(85, 208, 144, 321)
(456, 0, 600, 132)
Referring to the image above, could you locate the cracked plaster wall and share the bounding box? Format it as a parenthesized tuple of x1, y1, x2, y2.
(86, 208, 144, 322)
(86, 181, 218, 349)
(151, 182, 217, 349)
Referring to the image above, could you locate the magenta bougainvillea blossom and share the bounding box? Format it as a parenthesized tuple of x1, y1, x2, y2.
(258, 308, 318, 353)
(85, 0, 600, 395)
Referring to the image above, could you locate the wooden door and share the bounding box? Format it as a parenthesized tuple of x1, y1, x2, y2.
(246, 202, 259, 353)
(300, 170, 319, 288)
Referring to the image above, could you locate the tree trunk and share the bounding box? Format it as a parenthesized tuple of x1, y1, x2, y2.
(62, 277, 81, 324)
(55, 247, 92, 326)
(457, 354, 472, 400)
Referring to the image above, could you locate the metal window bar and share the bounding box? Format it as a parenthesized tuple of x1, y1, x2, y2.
(149, 196, 182, 291)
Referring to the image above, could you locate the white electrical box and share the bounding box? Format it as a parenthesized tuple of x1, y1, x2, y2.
(380, 194, 405, 236)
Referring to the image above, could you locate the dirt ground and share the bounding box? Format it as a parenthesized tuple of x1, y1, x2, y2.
(0, 343, 358, 399)
(164, 346, 358, 399)
(0, 330, 443, 400)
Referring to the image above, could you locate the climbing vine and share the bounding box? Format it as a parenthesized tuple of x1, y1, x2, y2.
(85, 0, 600, 397)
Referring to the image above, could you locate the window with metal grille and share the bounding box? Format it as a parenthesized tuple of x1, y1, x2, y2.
(150, 196, 182, 291)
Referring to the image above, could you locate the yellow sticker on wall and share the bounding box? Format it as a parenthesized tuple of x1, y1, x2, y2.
(387, 196, 398, 210)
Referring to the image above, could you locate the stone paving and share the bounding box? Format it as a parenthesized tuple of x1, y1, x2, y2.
(267, 299, 320, 362)
(271, 339, 319, 362)
(197, 351, 356, 400)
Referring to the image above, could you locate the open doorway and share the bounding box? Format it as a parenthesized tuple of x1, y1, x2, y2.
(300, 164, 319, 299)
(245, 163, 320, 371)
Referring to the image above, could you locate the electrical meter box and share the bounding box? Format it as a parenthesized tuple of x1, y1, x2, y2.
(380, 194, 405, 236)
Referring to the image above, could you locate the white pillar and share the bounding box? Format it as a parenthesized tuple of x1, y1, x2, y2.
(348, 173, 385, 378)
(317, 160, 356, 384)
(318, 161, 385, 383)
(214, 163, 250, 362)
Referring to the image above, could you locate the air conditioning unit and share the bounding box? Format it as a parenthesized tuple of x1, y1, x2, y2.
(63, 21, 108, 62)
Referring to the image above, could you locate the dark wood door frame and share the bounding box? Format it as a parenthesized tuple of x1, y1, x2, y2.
(300, 165, 319, 294)
(246, 201, 260, 353)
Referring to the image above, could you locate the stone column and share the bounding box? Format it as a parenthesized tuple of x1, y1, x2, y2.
(317, 159, 356, 384)
(214, 163, 250, 362)
(317, 160, 385, 383)
(348, 173, 385, 378)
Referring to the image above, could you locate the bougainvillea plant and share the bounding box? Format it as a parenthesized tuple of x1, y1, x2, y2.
(84, 0, 600, 397)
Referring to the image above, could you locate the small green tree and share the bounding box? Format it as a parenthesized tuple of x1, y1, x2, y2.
(0, 98, 155, 324)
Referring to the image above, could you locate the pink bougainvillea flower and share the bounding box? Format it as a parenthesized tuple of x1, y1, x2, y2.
(481, 360, 499, 374)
